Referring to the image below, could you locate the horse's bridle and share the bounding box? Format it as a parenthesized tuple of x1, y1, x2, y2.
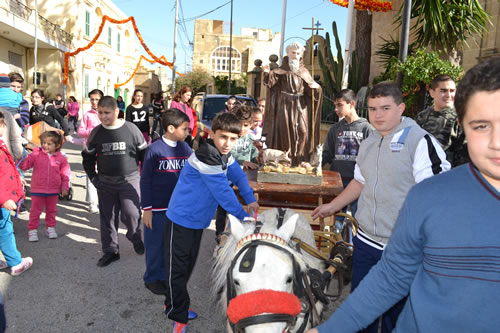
(226, 214, 314, 333)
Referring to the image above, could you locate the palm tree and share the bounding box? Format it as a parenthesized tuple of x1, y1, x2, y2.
(355, 11, 372, 86)
(396, 0, 491, 55)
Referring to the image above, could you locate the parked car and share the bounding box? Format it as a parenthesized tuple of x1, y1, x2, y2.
(191, 93, 257, 147)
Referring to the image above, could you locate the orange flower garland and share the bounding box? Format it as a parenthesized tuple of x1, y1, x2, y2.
(64, 15, 182, 85)
(114, 55, 183, 89)
(328, 0, 392, 12)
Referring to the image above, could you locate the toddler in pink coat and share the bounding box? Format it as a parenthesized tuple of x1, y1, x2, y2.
(19, 131, 70, 241)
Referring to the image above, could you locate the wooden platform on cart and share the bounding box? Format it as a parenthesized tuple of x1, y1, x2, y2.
(257, 170, 323, 185)
(235, 169, 343, 230)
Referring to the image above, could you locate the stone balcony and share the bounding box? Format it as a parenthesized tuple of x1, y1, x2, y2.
(0, 0, 73, 50)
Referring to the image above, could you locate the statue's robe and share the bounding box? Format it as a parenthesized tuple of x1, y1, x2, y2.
(262, 56, 322, 166)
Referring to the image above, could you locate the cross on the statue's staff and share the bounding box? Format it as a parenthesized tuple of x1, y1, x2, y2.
(302, 17, 323, 146)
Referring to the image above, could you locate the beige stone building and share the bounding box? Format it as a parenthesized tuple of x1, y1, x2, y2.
(192, 19, 281, 93)
(0, 0, 140, 112)
(133, 65, 162, 104)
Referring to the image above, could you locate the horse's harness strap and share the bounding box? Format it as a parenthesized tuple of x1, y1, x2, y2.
(277, 207, 286, 229)
(238, 221, 264, 273)
(235, 314, 296, 332)
(229, 239, 305, 304)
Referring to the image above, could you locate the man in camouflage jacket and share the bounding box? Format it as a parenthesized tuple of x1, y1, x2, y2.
(415, 74, 469, 167)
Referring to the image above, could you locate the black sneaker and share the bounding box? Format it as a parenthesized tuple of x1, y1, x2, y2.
(97, 252, 120, 267)
(133, 240, 145, 255)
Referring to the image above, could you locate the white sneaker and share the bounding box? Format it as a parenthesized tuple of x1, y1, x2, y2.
(89, 204, 99, 214)
(11, 257, 33, 276)
(28, 229, 38, 242)
(46, 227, 58, 239)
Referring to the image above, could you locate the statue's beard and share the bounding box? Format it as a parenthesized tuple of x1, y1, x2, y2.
(289, 59, 300, 73)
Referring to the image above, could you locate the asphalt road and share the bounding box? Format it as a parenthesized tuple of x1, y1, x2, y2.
(0, 140, 348, 333)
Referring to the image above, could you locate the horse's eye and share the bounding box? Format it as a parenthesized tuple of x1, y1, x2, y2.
(234, 279, 240, 286)
(286, 277, 293, 284)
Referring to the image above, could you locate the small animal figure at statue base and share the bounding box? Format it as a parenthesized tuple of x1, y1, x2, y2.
(262, 148, 291, 165)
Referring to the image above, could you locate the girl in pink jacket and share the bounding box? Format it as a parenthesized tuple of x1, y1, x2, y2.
(19, 131, 70, 241)
(67, 96, 80, 134)
(77, 89, 102, 213)
(170, 86, 197, 147)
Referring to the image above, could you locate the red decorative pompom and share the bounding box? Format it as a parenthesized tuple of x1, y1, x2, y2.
(227, 289, 301, 324)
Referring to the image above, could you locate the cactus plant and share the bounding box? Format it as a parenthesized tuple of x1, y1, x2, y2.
(318, 21, 364, 96)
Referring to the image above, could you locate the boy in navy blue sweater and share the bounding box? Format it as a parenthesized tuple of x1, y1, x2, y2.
(140, 109, 192, 295)
(165, 112, 259, 332)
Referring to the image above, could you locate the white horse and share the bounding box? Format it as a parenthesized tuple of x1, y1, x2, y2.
(212, 208, 325, 333)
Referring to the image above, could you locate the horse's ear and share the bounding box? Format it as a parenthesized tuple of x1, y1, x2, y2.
(228, 214, 245, 240)
(277, 213, 298, 242)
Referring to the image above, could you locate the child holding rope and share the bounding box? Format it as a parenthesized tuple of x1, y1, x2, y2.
(164, 112, 258, 333)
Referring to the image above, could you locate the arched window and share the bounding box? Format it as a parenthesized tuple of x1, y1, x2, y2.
(211, 46, 241, 73)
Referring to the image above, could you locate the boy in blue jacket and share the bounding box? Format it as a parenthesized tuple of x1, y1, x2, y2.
(165, 112, 259, 333)
(214, 105, 259, 245)
(307, 55, 500, 333)
(140, 109, 192, 296)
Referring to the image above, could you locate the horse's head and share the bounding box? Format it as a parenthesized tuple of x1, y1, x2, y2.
(226, 213, 300, 333)
(228, 213, 299, 296)
(212, 209, 324, 333)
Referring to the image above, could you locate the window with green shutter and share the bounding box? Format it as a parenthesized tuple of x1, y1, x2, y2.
(117, 33, 121, 52)
(108, 27, 112, 45)
(84, 74, 89, 100)
(85, 11, 90, 36)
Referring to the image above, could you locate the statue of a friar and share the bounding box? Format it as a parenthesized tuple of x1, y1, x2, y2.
(261, 42, 323, 166)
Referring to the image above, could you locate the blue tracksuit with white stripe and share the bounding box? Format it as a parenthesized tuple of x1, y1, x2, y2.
(140, 137, 192, 284)
(164, 139, 256, 323)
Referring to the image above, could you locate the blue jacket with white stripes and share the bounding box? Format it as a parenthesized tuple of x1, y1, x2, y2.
(166, 139, 256, 229)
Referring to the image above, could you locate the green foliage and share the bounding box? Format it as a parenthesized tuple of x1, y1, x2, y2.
(318, 21, 364, 97)
(213, 74, 247, 95)
(175, 68, 213, 95)
(375, 35, 416, 64)
(375, 49, 463, 117)
(395, 0, 491, 53)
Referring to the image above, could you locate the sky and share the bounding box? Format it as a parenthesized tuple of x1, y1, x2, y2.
(112, 0, 348, 76)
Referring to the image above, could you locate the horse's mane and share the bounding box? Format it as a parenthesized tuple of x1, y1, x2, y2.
(211, 208, 322, 314)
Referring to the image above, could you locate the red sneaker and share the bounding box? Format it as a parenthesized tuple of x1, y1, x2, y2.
(172, 321, 186, 333)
